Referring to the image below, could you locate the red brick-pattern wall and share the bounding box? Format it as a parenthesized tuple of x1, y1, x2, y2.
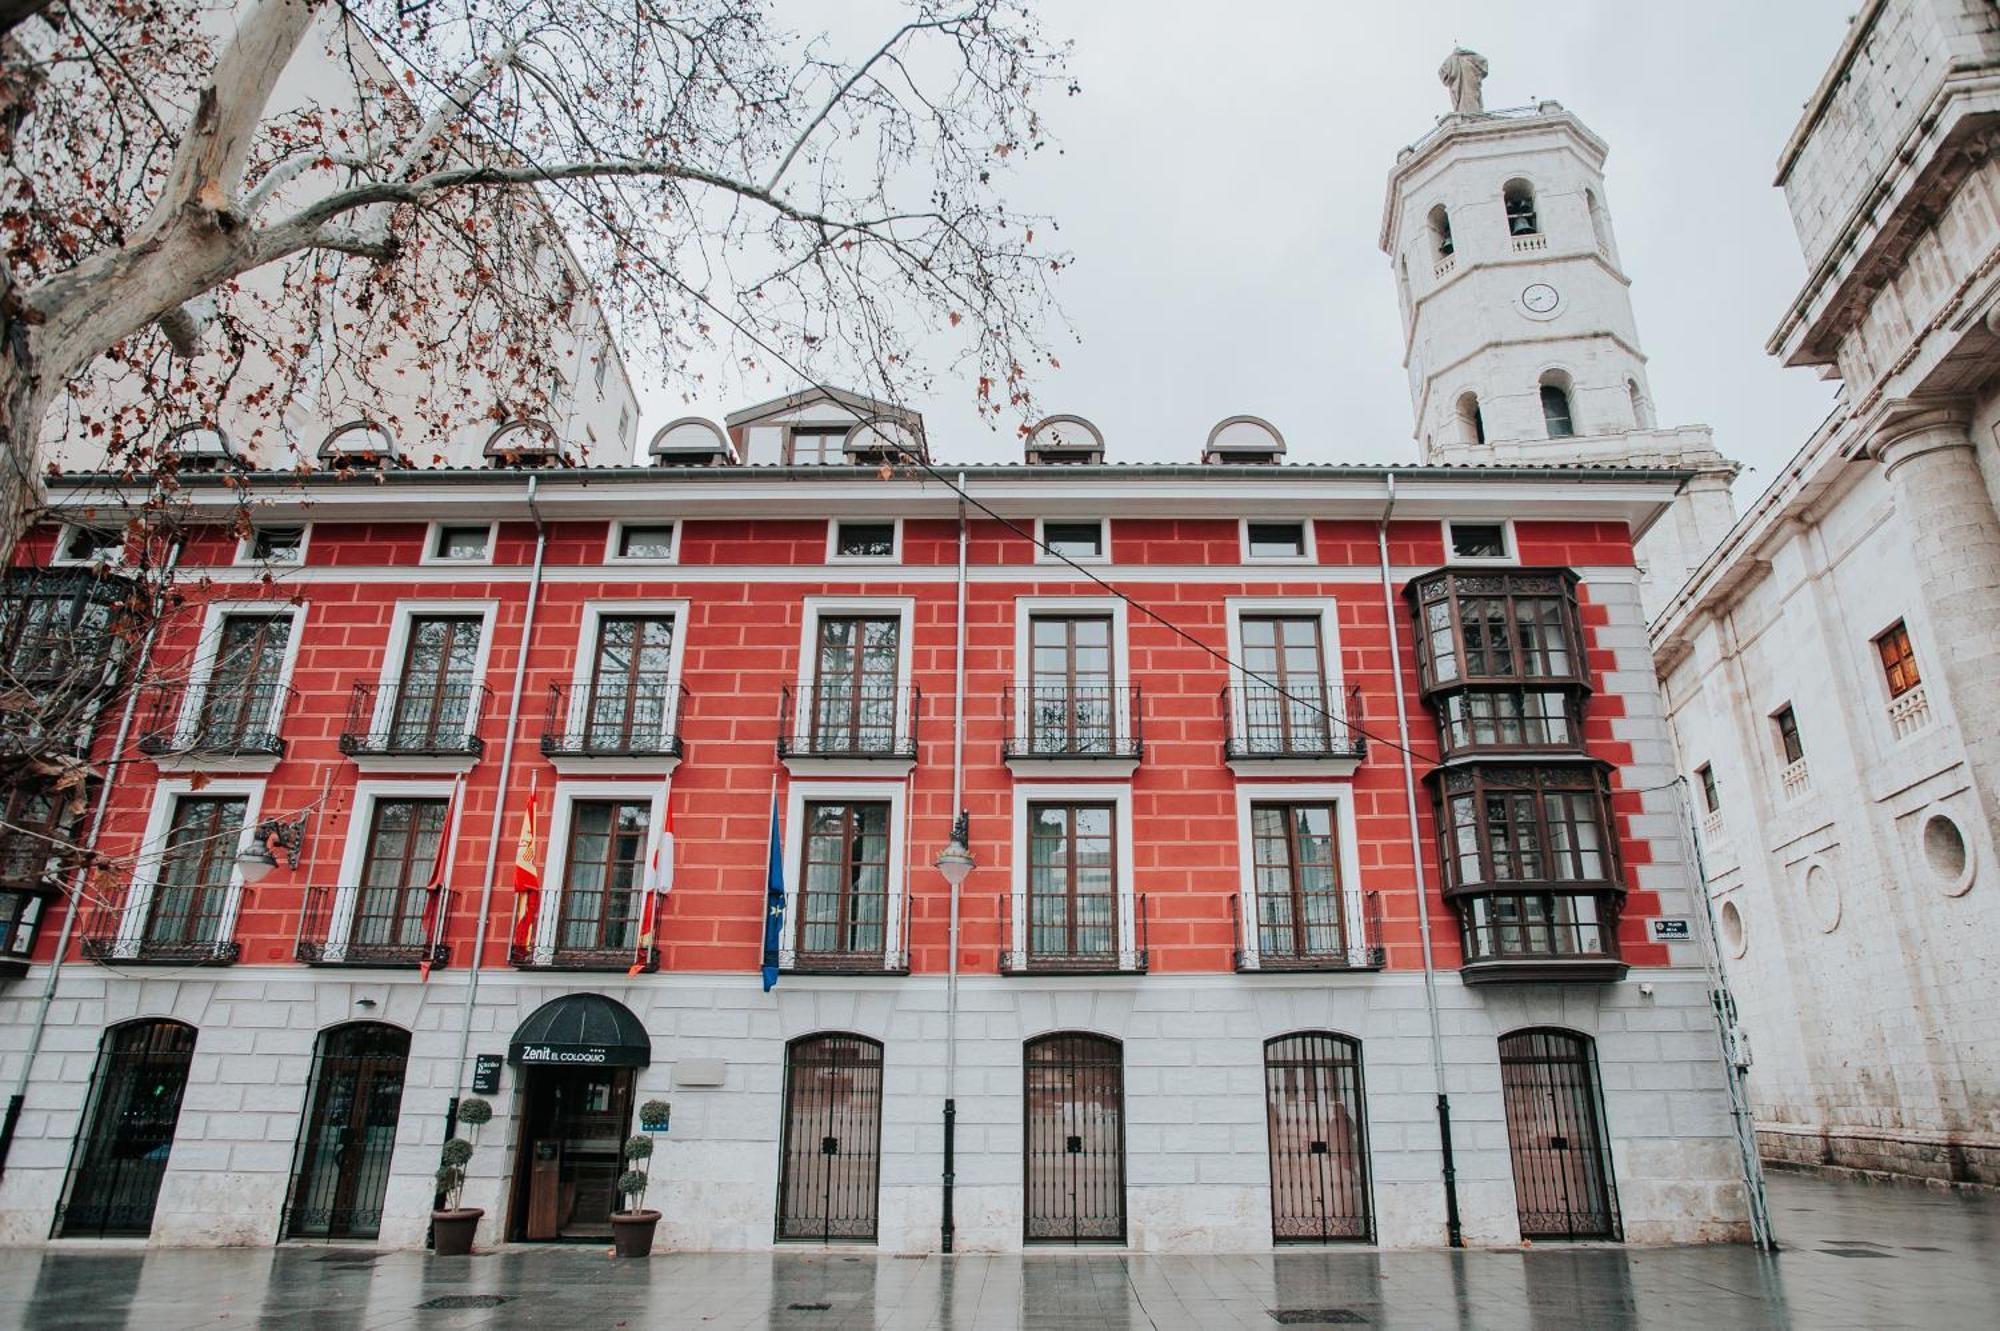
(21, 514, 1666, 974)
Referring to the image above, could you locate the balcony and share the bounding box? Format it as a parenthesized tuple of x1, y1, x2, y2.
(1433, 687, 1586, 761)
(1779, 756, 1811, 802)
(0, 568, 133, 762)
(509, 940, 659, 973)
(339, 680, 489, 768)
(1003, 684, 1142, 773)
(1231, 890, 1384, 973)
(295, 883, 448, 969)
(79, 890, 240, 966)
(779, 946, 911, 977)
(541, 681, 686, 772)
(1000, 892, 1148, 975)
(1405, 568, 1590, 701)
(1222, 682, 1365, 772)
(776, 682, 918, 771)
(136, 681, 295, 766)
(1457, 893, 1625, 985)
(1888, 685, 1932, 740)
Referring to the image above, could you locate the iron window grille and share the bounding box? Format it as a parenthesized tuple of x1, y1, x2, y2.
(777, 682, 919, 760)
(1222, 682, 1363, 761)
(296, 798, 451, 968)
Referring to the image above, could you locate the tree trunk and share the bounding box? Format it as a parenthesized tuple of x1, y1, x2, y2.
(0, 267, 51, 562)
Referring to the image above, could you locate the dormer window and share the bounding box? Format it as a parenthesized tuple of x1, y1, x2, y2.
(1202, 416, 1287, 465)
(1024, 415, 1105, 466)
(787, 425, 850, 466)
(168, 426, 238, 474)
(485, 420, 562, 468)
(1504, 179, 1539, 236)
(320, 421, 397, 468)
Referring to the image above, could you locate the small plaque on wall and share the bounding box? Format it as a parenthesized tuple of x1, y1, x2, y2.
(472, 1053, 503, 1095)
(674, 1058, 727, 1087)
(1650, 918, 1693, 943)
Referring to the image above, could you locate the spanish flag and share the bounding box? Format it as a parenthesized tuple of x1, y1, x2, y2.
(509, 774, 542, 957)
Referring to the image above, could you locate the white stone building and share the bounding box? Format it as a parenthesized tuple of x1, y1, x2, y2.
(1653, 0, 2000, 1186)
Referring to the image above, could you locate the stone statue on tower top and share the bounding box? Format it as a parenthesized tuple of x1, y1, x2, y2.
(1439, 48, 1489, 116)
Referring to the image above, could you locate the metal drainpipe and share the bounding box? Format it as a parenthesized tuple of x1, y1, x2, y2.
(941, 476, 969, 1254)
(1377, 474, 1462, 1247)
(0, 538, 182, 1181)
(444, 476, 547, 1144)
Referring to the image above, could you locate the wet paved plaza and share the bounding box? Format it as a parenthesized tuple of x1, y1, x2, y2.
(1, 1172, 1996, 1329)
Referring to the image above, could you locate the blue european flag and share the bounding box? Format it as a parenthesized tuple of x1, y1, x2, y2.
(761, 794, 785, 991)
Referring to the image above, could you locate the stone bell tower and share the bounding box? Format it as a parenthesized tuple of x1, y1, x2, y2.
(1382, 50, 1738, 615)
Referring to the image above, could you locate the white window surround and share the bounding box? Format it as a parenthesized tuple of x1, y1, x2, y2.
(359, 600, 501, 772)
(555, 599, 692, 774)
(1006, 781, 1139, 972)
(235, 523, 310, 567)
(1222, 596, 1356, 775)
(1443, 517, 1517, 564)
(51, 523, 125, 568)
(111, 777, 265, 960)
(1239, 517, 1317, 565)
(825, 517, 904, 564)
(157, 600, 309, 772)
(420, 520, 498, 567)
(1010, 594, 1134, 776)
(1034, 517, 1110, 565)
(787, 595, 918, 774)
(604, 519, 680, 565)
(1231, 781, 1370, 971)
(778, 777, 910, 971)
(322, 777, 463, 962)
(524, 778, 674, 966)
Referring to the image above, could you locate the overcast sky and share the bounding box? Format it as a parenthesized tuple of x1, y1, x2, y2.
(641, 1, 1854, 495)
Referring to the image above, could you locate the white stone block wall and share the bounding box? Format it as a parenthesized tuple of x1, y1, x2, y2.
(0, 964, 1747, 1251)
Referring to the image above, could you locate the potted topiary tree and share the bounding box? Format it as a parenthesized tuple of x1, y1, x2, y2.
(432, 1137, 481, 1255)
(432, 1097, 492, 1256)
(609, 1133, 660, 1257)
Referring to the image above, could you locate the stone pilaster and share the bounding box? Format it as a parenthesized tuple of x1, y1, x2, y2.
(1874, 405, 2000, 840)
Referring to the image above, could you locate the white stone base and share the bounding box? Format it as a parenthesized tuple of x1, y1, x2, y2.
(0, 966, 1751, 1250)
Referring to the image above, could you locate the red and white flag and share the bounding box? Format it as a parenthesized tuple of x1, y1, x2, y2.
(509, 773, 543, 958)
(418, 775, 463, 982)
(630, 781, 674, 975)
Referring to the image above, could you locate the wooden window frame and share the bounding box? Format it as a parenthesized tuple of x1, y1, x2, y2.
(1024, 801, 1120, 962)
(1248, 802, 1345, 959)
(794, 800, 893, 960)
(555, 798, 652, 953)
(1433, 764, 1619, 898)
(1409, 568, 1587, 695)
(1874, 621, 1920, 699)
(1772, 704, 1803, 766)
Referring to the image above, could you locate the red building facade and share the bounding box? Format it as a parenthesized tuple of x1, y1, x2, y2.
(0, 410, 1750, 1251)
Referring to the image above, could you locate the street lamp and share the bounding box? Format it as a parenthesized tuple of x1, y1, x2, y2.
(934, 811, 974, 887)
(235, 815, 305, 885)
(934, 809, 973, 1253)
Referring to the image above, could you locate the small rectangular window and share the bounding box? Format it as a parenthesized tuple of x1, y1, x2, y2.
(615, 523, 676, 561)
(1696, 764, 1719, 813)
(1772, 705, 1803, 766)
(617, 407, 631, 444)
(1448, 522, 1509, 560)
(1246, 521, 1308, 560)
(788, 426, 849, 465)
(1874, 621, 1920, 698)
(593, 353, 609, 393)
(247, 526, 304, 563)
(1041, 520, 1105, 561)
(58, 525, 122, 565)
(433, 525, 491, 562)
(833, 521, 897, 561)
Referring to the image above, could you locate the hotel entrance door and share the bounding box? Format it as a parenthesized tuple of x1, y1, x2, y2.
(510, 1065, 634, 1241)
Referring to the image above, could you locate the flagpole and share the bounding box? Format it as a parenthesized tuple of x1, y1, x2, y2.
(762, 770, 783, 988)
(426, 774, 468, 967)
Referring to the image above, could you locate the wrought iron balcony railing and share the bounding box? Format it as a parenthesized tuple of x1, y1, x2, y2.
(1231, 888, 1384, 972)
(1002, 684, 1142, 762)
(541, 681, 686, 759)
(509, 940, 659, 973)
(1221, 682, 1364, 762)
(294, 883, 448, 969)
(79, 890, 240, 966)
(1000, 892, 1148, 975)
(777, 682, 919, 760)
(779, 946, 912, 976)
(136, 681, 296, 758)
(339, 680, 490, 759)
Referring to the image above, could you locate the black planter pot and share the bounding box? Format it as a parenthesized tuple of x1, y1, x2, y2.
(432, 1207, 483, 1256)
(610, 1209, 661, 1257)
